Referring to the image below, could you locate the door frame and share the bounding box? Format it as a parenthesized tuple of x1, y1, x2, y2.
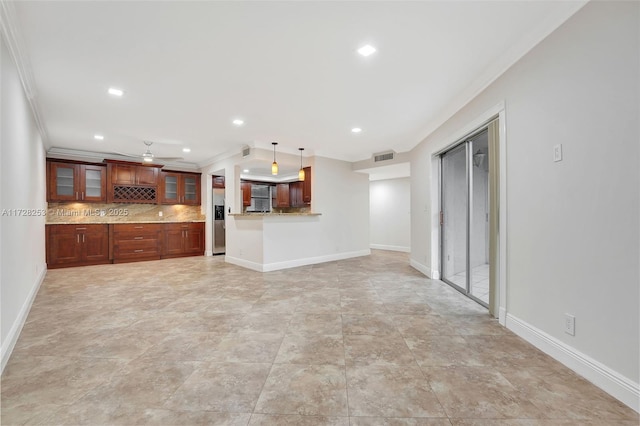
(431, 102, 507, 324)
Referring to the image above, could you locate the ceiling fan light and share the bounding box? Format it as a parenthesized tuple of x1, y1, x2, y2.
(143, 157, 153, 163)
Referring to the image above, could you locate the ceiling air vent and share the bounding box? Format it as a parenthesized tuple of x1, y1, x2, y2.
(374, 151, 395, 162)
(242, 146, 251, 158)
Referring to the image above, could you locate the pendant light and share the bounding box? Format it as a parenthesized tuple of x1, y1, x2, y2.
(298, 148, 305, 181)
(271, 142, 279, 175)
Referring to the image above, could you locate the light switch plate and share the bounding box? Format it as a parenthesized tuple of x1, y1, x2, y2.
(553, 144, 563, 162)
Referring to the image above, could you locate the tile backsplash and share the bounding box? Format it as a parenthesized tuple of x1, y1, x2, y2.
(46, 202, 205, 223)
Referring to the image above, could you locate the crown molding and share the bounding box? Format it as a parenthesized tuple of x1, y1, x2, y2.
(0, 0, 49, 146)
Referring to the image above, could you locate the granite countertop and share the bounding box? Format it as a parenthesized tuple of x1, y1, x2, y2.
(47, 220, 206, 225)
(229, 213, 321, 217)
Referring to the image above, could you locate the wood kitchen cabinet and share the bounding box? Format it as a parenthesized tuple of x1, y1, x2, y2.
(160, 171, 201, 205)
(241, 181, 252, 206)
(275, 183, 290, 208)
(289, 181, 303, 207)
(109, 162, 158, 186)
(302, 166, 311, 204)
(112, 223, 163, 263)
(212, 175, 225, 188)
(46, 224, 110, 268)
(47, 161, 106, 202)
(163, 222, 204, 257)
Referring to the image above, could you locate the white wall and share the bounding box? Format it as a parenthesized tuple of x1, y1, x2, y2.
(1, 36, 47, 371)
(370, 178, 410, 252)
(410, 1, 639, 408)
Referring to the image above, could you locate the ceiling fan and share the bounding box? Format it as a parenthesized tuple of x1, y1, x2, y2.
(115, 141, 183, 163)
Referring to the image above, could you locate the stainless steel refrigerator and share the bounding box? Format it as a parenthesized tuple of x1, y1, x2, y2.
(213, 188, 225, 254)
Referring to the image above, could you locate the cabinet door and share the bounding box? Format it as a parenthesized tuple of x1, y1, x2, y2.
(241, 182, 252, 206)
(48, 232, 82, 265)
(136, 166, 158, 185)
(184, 224, 204, 254)
(275, 183, 290, 208)
(212, 176, 225, 188)
(82, 229, 110, 262)
(182, 175, 199, 205)
(110, 164, 136, 185)
(160, 172, 180, 204)
(80, 165, 106, 202)
(302, 166, 311, 203)
(164, 229, 185, 255)
(49, 162, 78, 201)
(289, 181, 303, 207)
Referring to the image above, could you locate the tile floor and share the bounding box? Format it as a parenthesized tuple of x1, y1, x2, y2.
(2, 250, 637, 425)
(446, 264, 490, 304)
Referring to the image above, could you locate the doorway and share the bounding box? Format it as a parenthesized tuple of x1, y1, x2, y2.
(440, 122, 496, 309)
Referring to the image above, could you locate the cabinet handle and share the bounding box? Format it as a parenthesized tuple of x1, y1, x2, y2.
(82, 192, 84, 200)
(77, 234, 80, 243)
(76, 192, 78, 199)
(134, 249, 144, 253)
(134, 236, 143, 240)
(76, 227, 87, 230)
(134, 226, 143, 229)
(83, 234, 85, 243)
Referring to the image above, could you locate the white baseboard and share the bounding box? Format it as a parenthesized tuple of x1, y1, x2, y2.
(498, 307, 507, 326)
(506, 313, 639, 412)
(1, 265, 47, 373)
(409, 258, 433, 278)
(204, 250, 213, 256)
(226, 250, 371, 272)
(370, 244, 410, 253)
(224, 256, 264, 272)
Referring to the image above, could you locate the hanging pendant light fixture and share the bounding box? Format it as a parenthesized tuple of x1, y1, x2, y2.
(271, 142, 279, 175)
(298, 148, 305, 181)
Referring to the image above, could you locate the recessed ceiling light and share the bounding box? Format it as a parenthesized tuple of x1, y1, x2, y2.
(108, 87, 124, 97)
(351, 127, 362, 133)
(93, 134, 104, 141)
(182, 148, 191, 153)
(243, 169, 250, 173)
(232, 119, 244, 126)
(357, 45, 376, 57)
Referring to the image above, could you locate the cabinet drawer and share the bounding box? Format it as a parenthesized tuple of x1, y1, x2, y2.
(114, 239, 160, 253)
(113, 231, 161, 241)
(48, 224, 108, 235)
(112, 224, 163, 233)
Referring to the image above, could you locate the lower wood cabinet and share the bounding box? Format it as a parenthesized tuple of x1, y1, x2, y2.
(164, 222, 204, 257)
(46, 224, 110, 268)
(112, 223, 163, 263)
(46, 222, 204, 268)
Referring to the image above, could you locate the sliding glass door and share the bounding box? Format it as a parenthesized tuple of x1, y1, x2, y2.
(441, 130, 490, 307)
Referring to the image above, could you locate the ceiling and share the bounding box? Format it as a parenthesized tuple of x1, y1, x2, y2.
(7, 1, 584, 174)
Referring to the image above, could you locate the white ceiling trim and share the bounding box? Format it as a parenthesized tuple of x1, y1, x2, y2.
(0, 0, 49, 146)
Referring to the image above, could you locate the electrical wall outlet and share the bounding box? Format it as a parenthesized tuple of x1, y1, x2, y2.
(553, 144, 563, 162)
(564, 313, 575, 336)
(158, 211, 163, 217)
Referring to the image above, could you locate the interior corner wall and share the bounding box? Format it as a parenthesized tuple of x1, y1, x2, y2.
(370, 178, 410, 252)
(410, 0, 639, 403)
(1, 36, 47, 371)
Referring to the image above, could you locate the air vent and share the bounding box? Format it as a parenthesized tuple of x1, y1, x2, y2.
(242, 147, 251, 158)
(374, 152, 394, 162)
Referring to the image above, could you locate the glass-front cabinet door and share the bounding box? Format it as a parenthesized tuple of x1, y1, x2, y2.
(161, 172, 180, 204)
(50, 163, 77, 201)
(183, 176, 197, 204)
(81, 165, 106, 202)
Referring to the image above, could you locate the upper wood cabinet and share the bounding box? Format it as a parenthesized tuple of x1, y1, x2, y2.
(47, 161, 106, 202)
(159, 171, 201, 205)
(212, 175, 225, 188)
(289, 181, 303, 208)
(241, 181, 252, 206)
(109, 163, 158, 186)
(302, 166, 311, 204)
(275, 183, 290, 208)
